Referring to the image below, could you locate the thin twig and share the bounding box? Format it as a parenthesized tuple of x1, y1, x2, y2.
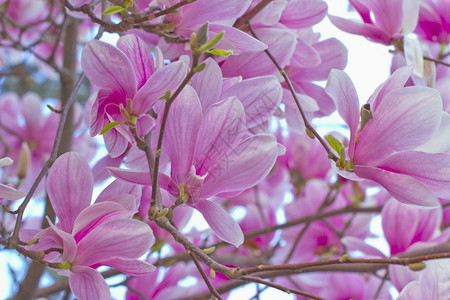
(241, 275, 324, 300)
(188, 251, 223, 300)
(246, 22, 339, 162)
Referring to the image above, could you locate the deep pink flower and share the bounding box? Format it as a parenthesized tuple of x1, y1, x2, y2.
(81, 34, 187, 157)
(415, 0, 450, 43)
(325, 65, 450, 207)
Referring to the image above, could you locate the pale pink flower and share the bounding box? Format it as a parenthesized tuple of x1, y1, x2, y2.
(325, 65, 450, 207)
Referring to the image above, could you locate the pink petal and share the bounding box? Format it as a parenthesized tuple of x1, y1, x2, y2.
(91, 154, 125, 183)
(47, 152, 93, 233)
(116, 34, 155, 89)
(377, 151, 450, 199)
(290, 38, 348, 82)
(381, 198, 420, 254)
(136, 114, 156, 137)
(22, 92, 43, 138)
(209, 23, 267, 54)
(341, 236, 386, 257)
(328, 14, 393, 45)
(355, 87, 442, 165)
(47, 220, 77, 263)
(397, 281, 421, 300)
(290, 38, 321, 68)
(103, 126, 130, 158)
(100, 257, 155, 275)
(70, 266, 110, 300)
(354, 165, 439, 207)
(221, 25, 296, 78)
(72, 201, 135, 240)
(180, 0, 252, 29)
(325, 69, 360, 158)
(359, 0, 403, 34)
(201, 134, 278, 197)
(368, 65, 414, 112)
(194, 96, 246, 175)
(280, 0, 328, 29)
(0, 184, 26, 200)
(131, 61, 187, 116)
(74, 219, 153, 267)
(81, 40, 136, 98)
(89, 88, 123, 136)
(222, 75, 282, 128)
(164, 86, 202, 182)
(191, 199, 244, 247)
(96, 179, 142, 210)
(192, 58, 223, 110)
(419, 259, 450, 298)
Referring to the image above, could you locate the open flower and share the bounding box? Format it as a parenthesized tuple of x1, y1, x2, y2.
(28, 152, 154, 300)
(325, 65, 450, 207)
(109, 86, 282, 246)
(81, 34, 187, 157)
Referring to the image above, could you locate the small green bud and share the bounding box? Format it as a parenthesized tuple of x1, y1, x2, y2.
(339, 254, 350, 262)
(57, 261, 71, 270)
(210, 268, 216, 279)
(156, 207, 169, 218)
(202, 246, 216, 255)
(199, 31, 225, 53)
(196, 22, 209, 45)
(102, 5, 125, 15)
(305, 128, 315, 139)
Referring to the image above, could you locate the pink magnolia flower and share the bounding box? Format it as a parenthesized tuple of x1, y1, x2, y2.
(28, 152, 154, 300)
(329, 0, 420, 45)
(81, 34, 187, 157)
(109, 86, 282, 247)
(325, 65, 450, 207)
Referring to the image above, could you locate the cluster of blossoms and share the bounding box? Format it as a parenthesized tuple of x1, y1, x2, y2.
(1, 0, 450, 299)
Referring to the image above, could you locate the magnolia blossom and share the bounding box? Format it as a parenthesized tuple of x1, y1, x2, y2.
(325, 65, 450, 207)
(109, 86, 281, 246)
(81, 34, 187, 157)
(27, 153, 154, 300)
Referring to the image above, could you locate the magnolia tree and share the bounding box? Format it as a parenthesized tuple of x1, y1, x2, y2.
(1, 0, 450, 299)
